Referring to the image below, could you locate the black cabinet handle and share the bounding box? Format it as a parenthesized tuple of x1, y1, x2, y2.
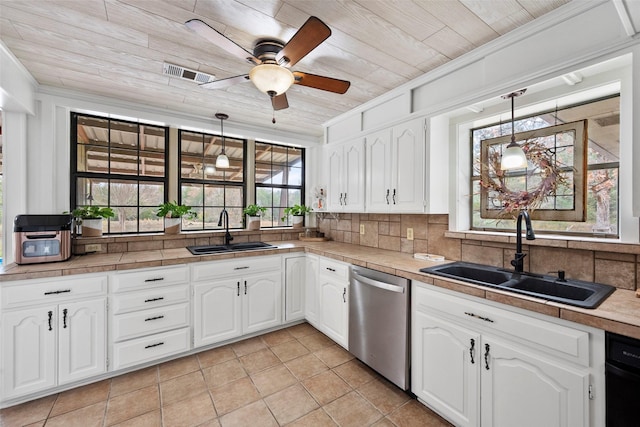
(326, 267, 336, 272)
(233, 266, 249, 270)
(339, 193, 343, 205)
(470, 338, 475, 364)
(144, 277, 165, 282)
(343, 193, 347, 205)
(48, 310, 53, 331)
(464, 312, 494, 323)
(63, 308, 68, 328)
(144, 342, 164, 349)
(144, 315, 164, 322)
(392, 189, 396, 204)
(244, 281, 247, 295)
(343, 287, 347, 303)
(484, 343, 490, 370)
(385, 189, 390, 204)
(237, 282, 240, 296)
(144, 297, 164, 303)
(44, 289, 71, 295)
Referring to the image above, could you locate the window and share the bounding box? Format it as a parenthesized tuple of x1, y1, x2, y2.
(71, 113, 168, 234)
(255, 142, 304, 227)
(178, 130, 245, 230)
(471, 95, 620, 237)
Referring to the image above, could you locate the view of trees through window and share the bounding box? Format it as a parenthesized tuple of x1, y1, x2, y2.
(471, 95, 620, 237)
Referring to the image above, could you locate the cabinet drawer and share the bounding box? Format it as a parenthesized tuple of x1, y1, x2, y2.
(111, 265, 188, 293)
(112, 303, 190, 342)
(111, 285, 189, 314)
(319, 258, 349, 282)
(413, 282, 590, 367)
(191, 255, 281, 282)
(2, 274, 107, 309)
(112, 327, 190, 370)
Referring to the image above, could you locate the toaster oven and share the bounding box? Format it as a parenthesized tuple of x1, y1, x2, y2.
(14, 214, 72, 265)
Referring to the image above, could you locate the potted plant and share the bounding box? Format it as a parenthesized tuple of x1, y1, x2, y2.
(243, 204, 267, 231)
(156, 201, 197, 234)
(71, 206, 115, 237)
(281, 204, 312, 229)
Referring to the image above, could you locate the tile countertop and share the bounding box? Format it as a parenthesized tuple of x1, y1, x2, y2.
(2, 240, 640, 340)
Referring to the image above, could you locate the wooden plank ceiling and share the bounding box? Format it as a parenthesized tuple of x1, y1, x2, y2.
(0, 0, 570, 138)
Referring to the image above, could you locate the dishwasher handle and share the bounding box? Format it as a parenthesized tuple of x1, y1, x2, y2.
(352, 271, 405, 293)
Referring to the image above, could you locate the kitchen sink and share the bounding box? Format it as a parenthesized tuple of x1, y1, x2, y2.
(186, 242, 277, 255)
(421, 261, 615, 309)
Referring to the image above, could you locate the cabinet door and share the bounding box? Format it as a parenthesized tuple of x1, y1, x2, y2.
(412, 310, 480, 427)
(193, 279, 242, 347)
(1, 306, 57, 398)
(58, 298, 106, 384)
(391, 118, 425, 212)
(326, 145, 344, 211)
(305, 255, 320, 326)
(481, 336, 589, 427)
(319, 276, 348, 348)
(343, 140, 365, 211)
(243, 271, 282, 334)
(365, 129, 392, 212)
(285, 256, 306, 322)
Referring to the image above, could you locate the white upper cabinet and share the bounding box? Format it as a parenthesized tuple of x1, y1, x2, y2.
(325, 139, 365, 212)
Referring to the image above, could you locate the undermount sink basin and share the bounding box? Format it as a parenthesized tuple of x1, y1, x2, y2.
(186, 242, 277, 255)
(421, 261, 615, 309)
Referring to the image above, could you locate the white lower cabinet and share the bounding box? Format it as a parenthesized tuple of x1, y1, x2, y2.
(304, 254, 319, 325)
(284, 254, 306, 322)
(317, 257, 349, 348)
(412, 281, 604, 427)
(1, 275, 107, 401)
(192, 256, 282, 348)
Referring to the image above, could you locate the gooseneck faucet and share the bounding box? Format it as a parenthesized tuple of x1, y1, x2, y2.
(511, 210, 535, 273)
(218, 209, 233, 246)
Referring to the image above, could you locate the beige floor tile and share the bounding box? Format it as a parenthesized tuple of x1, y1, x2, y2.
(197, 346, 236, 369)
(0, 394, 56, 427)
(23, 422, 45, 427)
(238, 348, 280, 374)
(271, 340, 310, 362)
(160, 370, 208, 405)
(357, 378, 411, 415)
(45, 401, 106, 427)
(50, 379, 110, 417)
(218, 400, 277, 427)
(202, 358, 247, 389)
(264, 384, 318, 425)
(333, 359, 377, 388)
(285, 353, 329, 380)
(161, 392, 217, 427)
(302, 370, 352, 405)
(285, 408, 338, 427)
(372, 417, 397, 427)
(387, 400, 452, 427)
(110, 366, 158, 397)
(323, 391, 383, 427)
(298, 332, 335, 352)
(210, 377, 260, 416)
(261, 328, 295, 347)
(109, 410, 162, 427)
(314, 345, 354, 368)
(230, 336, 266, 357)
(106, 385, 160, 426)
(287, 322, 317, 339)
(250, 364, 298, 396)
(158, 355, 200, 382)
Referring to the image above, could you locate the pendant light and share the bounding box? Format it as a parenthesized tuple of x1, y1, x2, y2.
(500, 89, 528, 170)
(215, 113, 230, 169)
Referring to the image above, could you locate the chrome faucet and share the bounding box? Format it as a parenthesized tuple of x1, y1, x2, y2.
(218, 209, 233, 246)
(511, 210, 535, 273)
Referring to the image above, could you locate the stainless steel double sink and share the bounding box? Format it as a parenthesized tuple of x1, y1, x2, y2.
(186, 241, 277, 255)
(421, 261, 615, 309)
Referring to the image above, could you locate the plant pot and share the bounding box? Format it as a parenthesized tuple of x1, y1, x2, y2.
(292, 215, 304, 229)
(81, 218, 103, 237)
(246, 215, 261, 231)
(164, 217, 182, 234)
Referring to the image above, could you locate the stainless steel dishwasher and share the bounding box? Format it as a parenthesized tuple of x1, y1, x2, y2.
(349, 266, 410, 390)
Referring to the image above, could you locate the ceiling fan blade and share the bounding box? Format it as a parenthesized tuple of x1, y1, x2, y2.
(271, 93, 289, 110)
(200, 75, 250, 89)
(185, 19, 260, 65)
(292, 71, 350, 94)
(276, 16, 330, 68)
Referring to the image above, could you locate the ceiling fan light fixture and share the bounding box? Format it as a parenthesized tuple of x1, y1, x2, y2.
(249, 64, 294, 96)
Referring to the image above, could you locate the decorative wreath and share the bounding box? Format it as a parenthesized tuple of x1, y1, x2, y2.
(480, 139, 569, 218)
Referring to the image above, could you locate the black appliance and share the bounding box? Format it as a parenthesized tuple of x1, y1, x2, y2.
(606, 332, 640, 426)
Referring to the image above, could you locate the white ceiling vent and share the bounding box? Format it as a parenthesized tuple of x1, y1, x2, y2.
(163, 62, 214, 84)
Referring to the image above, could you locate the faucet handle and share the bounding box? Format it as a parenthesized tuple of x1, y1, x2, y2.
(548, 270, 566, 281)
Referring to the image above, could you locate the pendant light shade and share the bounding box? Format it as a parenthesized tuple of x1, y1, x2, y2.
(249, 64, 294, 97)
(215, 113, 230, 169)
(500, 89, 528, 171)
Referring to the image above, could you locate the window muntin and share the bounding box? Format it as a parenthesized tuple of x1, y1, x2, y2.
(178, 130, 245, 230)
(255, 142, 304, 228)
(471, 95, 620, 237)
(72, 113, 168, 234)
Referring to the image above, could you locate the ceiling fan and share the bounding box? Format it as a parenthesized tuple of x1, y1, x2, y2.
(185, 16, 350, 111)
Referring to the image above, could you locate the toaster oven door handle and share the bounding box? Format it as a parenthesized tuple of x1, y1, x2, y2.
(26, 234, 58, 239)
